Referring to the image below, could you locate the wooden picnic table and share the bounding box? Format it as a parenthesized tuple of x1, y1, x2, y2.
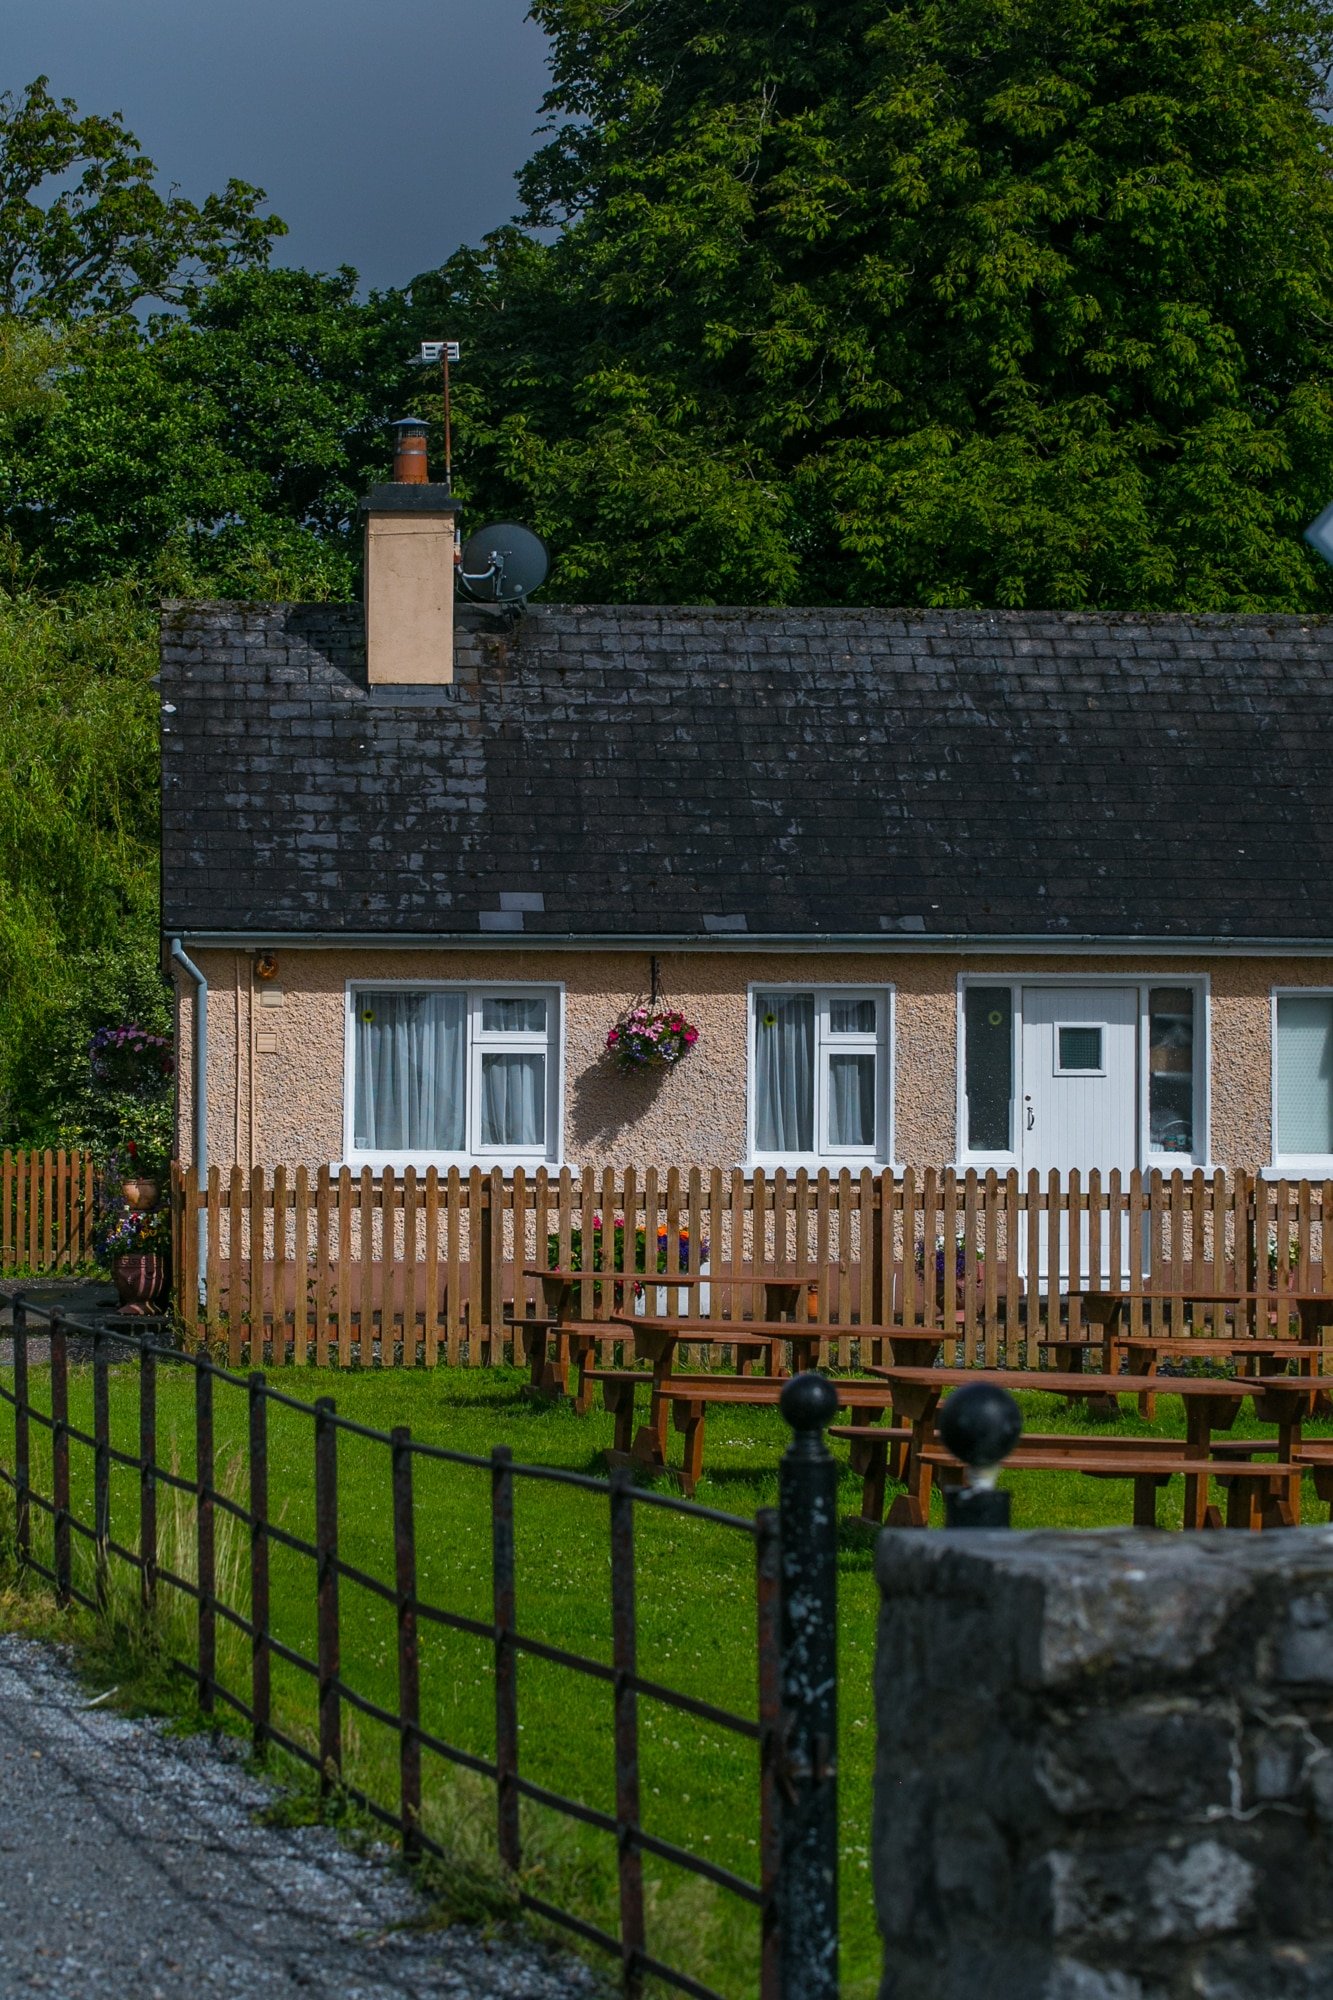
(1073, 1288, 1333, 1357)
(602, 1314, 927, 1483)
(514, 1266, 707, 1398)
(514, 1266, 868, 1399)
(871, 1364, 1333, 1530)
(1068, 1288, 1333, 1418)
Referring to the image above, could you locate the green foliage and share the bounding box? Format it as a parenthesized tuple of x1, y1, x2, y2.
(0, 586, 164, 1146)
(410, 0, 1333, 609)
(1, 268, 414, 592)
(0, 75, 281, 321)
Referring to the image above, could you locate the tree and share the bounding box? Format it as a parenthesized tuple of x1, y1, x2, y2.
(0, 582, 162, 1142)
(0, 76, 282, 321)
(411, 0, 1333, 610)
(0, 266, 415, 592)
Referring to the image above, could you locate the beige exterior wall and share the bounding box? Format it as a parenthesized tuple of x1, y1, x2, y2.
(172, 945, 1333, 1177)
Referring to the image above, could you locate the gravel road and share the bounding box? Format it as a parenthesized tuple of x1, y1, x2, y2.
(0, 1633, 605, 1999)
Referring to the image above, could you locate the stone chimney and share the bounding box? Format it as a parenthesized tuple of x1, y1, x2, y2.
(361, 418, 462, 685)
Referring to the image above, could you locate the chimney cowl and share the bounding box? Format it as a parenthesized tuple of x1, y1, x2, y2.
(389, 415, 430, 484)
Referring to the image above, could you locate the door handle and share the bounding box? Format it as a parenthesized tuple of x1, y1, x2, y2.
(1026, 1102, 1035, 1131)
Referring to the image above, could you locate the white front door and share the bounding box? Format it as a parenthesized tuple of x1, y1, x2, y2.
(1022, 987, 1138, 1178)
(1022, 986, 1138, 1275)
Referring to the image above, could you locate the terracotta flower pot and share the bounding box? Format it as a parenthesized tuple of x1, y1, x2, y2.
(112, 1251, 170, 1315)
(120, 1176, 160, 1211)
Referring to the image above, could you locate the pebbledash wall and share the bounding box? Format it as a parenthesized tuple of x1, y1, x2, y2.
(170, 944, 1333, 1175)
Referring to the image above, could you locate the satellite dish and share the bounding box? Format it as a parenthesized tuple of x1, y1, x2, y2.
(459, 522, 550, 604)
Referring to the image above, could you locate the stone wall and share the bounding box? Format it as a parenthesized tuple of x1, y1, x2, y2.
(874, 1528, 1333, 1999)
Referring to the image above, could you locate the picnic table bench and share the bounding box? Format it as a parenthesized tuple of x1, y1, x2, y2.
(511, 1269, 853, 1400)
(871, 1364, 1331, 1529)
(587, 1365, 908, 1494)
(1073, 1288, 1333, 1360)
(829, 1423, 1300, 1531)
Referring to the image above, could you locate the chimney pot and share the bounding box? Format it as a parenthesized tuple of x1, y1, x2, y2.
(390, 416, 429, 484)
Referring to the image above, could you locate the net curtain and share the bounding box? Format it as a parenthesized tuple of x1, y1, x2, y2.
(754, 991, 814, 1152)
(355, 991, 465, 1151)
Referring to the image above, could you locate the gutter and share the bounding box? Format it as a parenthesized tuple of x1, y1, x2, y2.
(169, 931, 1333, 959)
(168, 938, 208, 1303)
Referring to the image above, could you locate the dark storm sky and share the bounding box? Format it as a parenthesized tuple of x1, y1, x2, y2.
(7, 0, 553, 291)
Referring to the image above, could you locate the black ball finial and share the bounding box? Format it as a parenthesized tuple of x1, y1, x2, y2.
(938, 1381, 1022, 1470)
(780, 1371, 839, 1434)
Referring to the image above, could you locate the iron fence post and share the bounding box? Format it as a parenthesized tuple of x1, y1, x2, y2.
(196, 1360, 215, 1712)
(491, 1443, 520, 1873)
(249, 1373, 270, 1754)
(939, 1382, 1022, 1530)
(139, 1341, 157, 1610)
(51, 1312, 70, 1607)
(391, 1426, 422, 1860)
(777, 1373, 840, 2000)
(12, 1293, 29, 1570)
(314, 1396, 341, 1794)
(91, 1324, 110, 1610)
(609, 1466, 646, 1997)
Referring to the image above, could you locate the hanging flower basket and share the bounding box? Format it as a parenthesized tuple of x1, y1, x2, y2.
(606, 1004, 699, 1073)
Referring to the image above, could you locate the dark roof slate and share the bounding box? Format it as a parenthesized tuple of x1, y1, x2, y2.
(159, 600, 1333, 941)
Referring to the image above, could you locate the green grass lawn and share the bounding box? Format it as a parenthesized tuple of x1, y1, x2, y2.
(1, 1358, 1330, 2000)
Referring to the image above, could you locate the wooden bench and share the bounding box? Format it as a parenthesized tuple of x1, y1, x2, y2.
(919, 1444, 1300, 1531)
(830, 1424, 1191, 1524)
(830, 1421, 1296, 1531)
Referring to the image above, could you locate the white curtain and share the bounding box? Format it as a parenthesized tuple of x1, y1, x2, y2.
(481, 1053, 545, 1149)
(1276, 996, 1333, 1155)
(755, 992, 814, 1152)
(355, 991, 465, 1151)
(828, 1053, 875, 1148)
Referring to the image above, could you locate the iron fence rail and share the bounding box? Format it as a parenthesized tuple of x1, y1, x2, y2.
(0, 1299, 840, 2000)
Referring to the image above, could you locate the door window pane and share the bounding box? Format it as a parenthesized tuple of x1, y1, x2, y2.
(1058, 1026, 1103, 1073)
(1149, 987, 1194, 1154)
(965, 988, 1013, 1151)
(481, 996, 547, 1033)
(754, 992, 815, 1151)
(480, 1052, 546, 1148)
(1276, 996, 1333, 1156)
(828, 997, 876, 1034)
(354, 991, 466, 1150)
(828, 1054, 876, 1147)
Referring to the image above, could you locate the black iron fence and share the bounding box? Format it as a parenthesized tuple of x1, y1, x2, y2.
(0, 1298, 840, 2000)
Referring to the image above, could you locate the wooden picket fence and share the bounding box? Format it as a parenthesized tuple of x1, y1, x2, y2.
(1, 1151, 96, 1276)
(171, 1163, 1333, 1369)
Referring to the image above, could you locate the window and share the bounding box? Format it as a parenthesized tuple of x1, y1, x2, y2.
(1057, 1025, 1104, 1075)
(1148, 987, 1195, 1155)
(1275, 994, 1333, 1161)
(349, 985, 559, 1164)
(751, 988, 890, 1162)
(964, 987, 1013, 1152)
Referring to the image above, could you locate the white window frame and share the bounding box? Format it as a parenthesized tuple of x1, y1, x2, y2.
(955, 973, 1212, 1173)
(343, 980, 565, 1171)
(746, 983, 895, 1169)
(1269, 987, 1333, 1174)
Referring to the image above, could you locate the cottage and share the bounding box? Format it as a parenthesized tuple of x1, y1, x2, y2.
(160, 468, 1333, 1189)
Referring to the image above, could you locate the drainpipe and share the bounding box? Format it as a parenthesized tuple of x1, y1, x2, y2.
(169, 938, 208, 1302)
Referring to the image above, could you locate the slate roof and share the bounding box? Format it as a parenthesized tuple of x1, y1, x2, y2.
(160, 600, 1333, 942)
